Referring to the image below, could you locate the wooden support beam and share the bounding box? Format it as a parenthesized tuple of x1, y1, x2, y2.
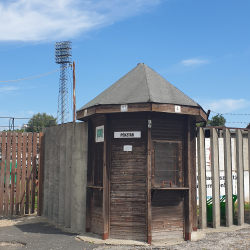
(102, 115, 109, 240)
(210, 128, 220, 228)
(77, 103, 207, 123)
(147, 113, 152, 244)
(223, 129, 233, 227)
(184, 117, 192, 241)
(197, 127, 207, 229)
(236, 129, 244, 225)
(190, 121, 197, 231)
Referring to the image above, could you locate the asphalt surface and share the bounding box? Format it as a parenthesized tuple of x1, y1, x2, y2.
(0, 220, 100, 250)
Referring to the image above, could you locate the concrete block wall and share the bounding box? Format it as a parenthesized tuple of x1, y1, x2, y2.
(42, 122, 88, 231)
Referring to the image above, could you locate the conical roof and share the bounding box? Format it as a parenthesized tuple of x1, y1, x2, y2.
(78, 63, 199, 111)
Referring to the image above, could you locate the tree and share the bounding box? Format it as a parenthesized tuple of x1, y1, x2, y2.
(247, 123, 250, 129)
(26, 113, 57, 132)
(207, 114, 226, 126)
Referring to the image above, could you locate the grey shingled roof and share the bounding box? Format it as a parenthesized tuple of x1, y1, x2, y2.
(78, 63, 199, 111)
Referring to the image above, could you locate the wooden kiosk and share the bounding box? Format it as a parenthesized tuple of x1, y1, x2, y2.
(77, 63, 207, 243)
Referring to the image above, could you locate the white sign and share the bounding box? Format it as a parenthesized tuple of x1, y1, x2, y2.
(124, 145, 132, 151)
(121, 105, 128, 112)
(96, 125, 104, 142)
(175, 105, 181, 113)
(114, 131, 141, 138)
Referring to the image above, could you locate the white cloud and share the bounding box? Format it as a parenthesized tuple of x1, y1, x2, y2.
(181, 59, 209, 67)
(0, 86, 18, 93)
(0, 0, 160, 42)
(28, 111, 35, 115)
(200, 99, 250, 114)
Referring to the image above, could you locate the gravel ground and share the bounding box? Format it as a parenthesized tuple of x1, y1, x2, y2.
(1, 214, 250, 250)
(92, 226, 250, 250)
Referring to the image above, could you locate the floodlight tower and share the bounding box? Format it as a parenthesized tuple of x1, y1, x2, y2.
(55, 41, 72, 124)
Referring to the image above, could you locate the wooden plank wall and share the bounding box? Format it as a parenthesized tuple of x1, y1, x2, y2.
(152, 190, 183, 239)
(92, 188, 103, 235)
(0, 131, 43, 216)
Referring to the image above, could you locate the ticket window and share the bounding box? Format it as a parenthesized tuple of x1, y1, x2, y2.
(153, 141, 183, 188)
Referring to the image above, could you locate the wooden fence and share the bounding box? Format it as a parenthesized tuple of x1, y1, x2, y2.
(197, 127, 250, 229)
(0, 131, 44, 216)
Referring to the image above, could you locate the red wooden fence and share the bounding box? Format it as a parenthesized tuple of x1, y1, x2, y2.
(0, 131, 43, 216)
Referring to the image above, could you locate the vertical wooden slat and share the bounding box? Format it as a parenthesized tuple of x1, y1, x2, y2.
(147, 114, 152, 244)
(210, 128, 220, 228)
(236, 129, 244, 225)
(102, 115, 109, 240)
(37, 132, 44, 216)
(184, 117, 192, 241)
(31, 132, 37, 213)
(4, 132, 11, 216)
(15, 132, 22, 215)
(25, 133, 32, 214)
(42, 128, 49, 217)
(223, 129, 233, 227)
(0, 132, 6, 215)
(197, 127, 207, 229)
(20, 133, 27, 215)
(10, 132, 17, 215)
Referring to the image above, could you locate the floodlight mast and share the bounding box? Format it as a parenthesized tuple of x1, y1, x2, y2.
(55, 41, 72, 124)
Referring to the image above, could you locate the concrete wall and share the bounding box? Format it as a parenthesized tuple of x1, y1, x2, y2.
(196, 136, 250, 202)
(42, 122, 88, 232)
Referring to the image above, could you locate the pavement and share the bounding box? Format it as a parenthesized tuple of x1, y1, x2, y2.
(0, 215, 100, 250)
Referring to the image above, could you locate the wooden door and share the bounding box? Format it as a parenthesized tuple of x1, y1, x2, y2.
(110, 143, 147, 241)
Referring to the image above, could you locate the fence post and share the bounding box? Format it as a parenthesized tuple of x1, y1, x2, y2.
(0, 132, 6, 215)
(236, 129, 244, 225)
(223, 129, 233, 227)
(197, 127, 207, 229)
(37, 132, 44, 216)
(10, 132, 17, 215)
(210, 128, 220, 228)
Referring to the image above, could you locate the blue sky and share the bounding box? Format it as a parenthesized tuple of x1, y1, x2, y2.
(0, 0, 250, 129)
